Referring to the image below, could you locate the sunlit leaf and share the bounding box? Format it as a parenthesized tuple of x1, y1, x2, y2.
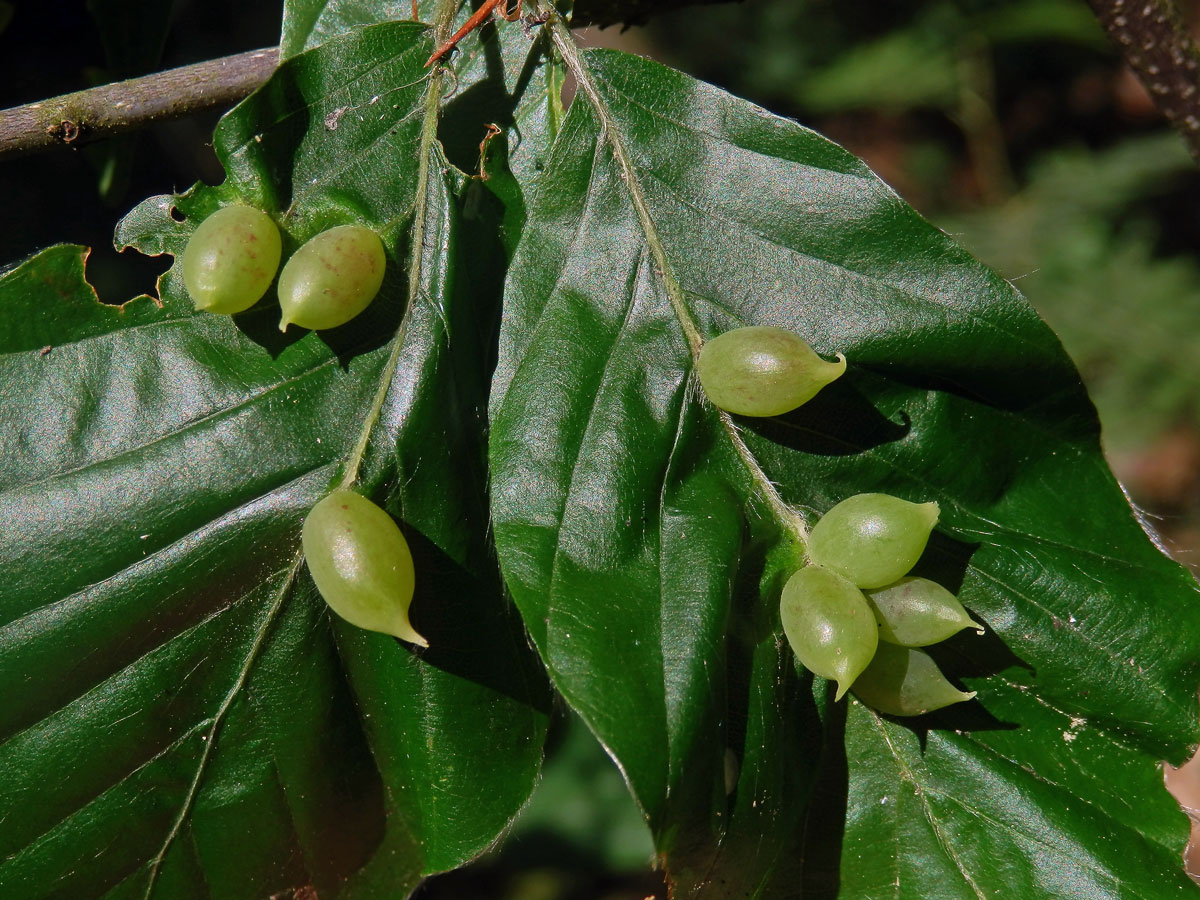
(0, 22, 549, 899)
(489, 45, 1200, 898)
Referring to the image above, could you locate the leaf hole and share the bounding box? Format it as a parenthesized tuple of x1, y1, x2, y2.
(1164, 709, 1200, 884)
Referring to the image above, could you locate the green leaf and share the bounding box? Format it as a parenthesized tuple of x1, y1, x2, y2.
(282, 0, 421, 59)
(0, 20, 548, 899)
(489, 40, 1200, 898)
(944, 133, 1200, 452)
(280, 0, 565, 248)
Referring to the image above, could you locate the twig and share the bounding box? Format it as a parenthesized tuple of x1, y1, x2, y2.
(1086, 0, 1200, 162)
(0, 47, 279, 161)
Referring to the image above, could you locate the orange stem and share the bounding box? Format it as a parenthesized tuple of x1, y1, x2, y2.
(425, 0, 519, 66)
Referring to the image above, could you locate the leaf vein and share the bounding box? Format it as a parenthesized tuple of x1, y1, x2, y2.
(142, 553, 303, 897)
(870, 714, 989, 900)
(12, 352, 344, 496)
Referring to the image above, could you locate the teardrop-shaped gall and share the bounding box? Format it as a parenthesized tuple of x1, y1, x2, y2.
(867, 577, 984, 646)
(780, 564, 879, 701)
(697, 325, 846, 417)
(302, 488, 427, 646)
(181, 205, 282, 314)
(807, 493, 939, 589)
(851, 642, 975, 717)
(278, 224, 387, 331)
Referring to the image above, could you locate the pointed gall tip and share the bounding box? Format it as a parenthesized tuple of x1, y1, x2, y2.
(814, 352, 847, 390)
(395, 620, 429, 648)
(834, 679, 851, 702)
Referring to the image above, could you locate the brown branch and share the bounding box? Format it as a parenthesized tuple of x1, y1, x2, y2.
(1087, 0, 1200, 162)
(0, 47, 279, 161)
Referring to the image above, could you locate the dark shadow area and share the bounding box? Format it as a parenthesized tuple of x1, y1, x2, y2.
(898, 533, 1031, 744)
(0, 0, 281, 301)
(456, 177, 513, 376)
(794, 682, 847, 900)
(439, 0, 518, 170)
(231, 300, 309, 356)
(437, 16, 550, 174)
(856, 361, 1100, 444)
(439, 74, 518, 175)
(414, 858, 668, 900)
(887, 628, 1030, 751)
(111, 246, 176, 305)
(909, 528, 979, 594)
(403, 527, 554, 717)
(912, 531, 1037, 685)
(888, 695, 1021, 754)
(932, 624, 1033, 684)
(743, 375, 911, 457)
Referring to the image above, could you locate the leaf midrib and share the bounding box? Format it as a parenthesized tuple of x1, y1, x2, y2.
(8, 349, 347, 498)
(141, 5, 461, 892)
(532, 0, 805, 550)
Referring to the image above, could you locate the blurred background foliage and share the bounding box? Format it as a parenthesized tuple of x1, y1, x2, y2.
(4, 0, 1200, 895)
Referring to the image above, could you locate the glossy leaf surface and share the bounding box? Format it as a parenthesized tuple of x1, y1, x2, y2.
(489, 45, 1200, 898)
(0, 19, 550, 899)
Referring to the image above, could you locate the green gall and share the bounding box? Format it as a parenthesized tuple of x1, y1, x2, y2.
(867, 577, 984, 646)
(181, 205, 282, 314)
(278, 224, 387, 331)
(852, 642, 975, 717)
(808, 493, 940, 589)
(780, 564, 879, 701)
(697, 325, 846, 417)
(302, 488, 426, 646)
